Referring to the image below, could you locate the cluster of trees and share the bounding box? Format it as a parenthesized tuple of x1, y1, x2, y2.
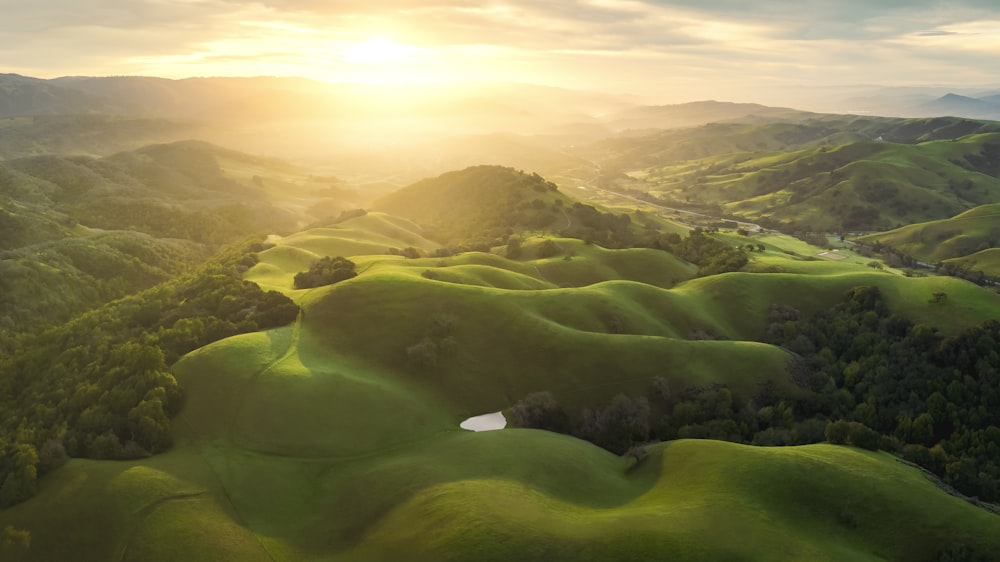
(406, 313, 458, 369)
(767, 286, 1000, 502)
(0, 240, 299, 507)
(637, 228, 749, 276)
(508, 380, 822, 458)
(560, 202, 634, 248)
(293, 256, 357, 289)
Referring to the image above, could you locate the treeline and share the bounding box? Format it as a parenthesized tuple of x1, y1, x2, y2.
(511, 286, 1000, 504)
(636, 228, 749, 276)
(0, 239, 298, 507)
(508, 380, 819, 458)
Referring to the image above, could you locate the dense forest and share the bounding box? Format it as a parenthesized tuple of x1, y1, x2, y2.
(0, 240, 298, 506)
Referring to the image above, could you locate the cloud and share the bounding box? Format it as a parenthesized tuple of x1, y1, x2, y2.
(0, 0, 998, 101)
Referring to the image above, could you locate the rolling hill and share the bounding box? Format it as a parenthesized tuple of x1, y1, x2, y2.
(858, 203, 1000, 278)
(4, 92, 1000, 562)
(0, 115, 201, 160)
(4, 204, 1000, 560)
(0, 140, 355, 332)
(584, 125, 1000, 232)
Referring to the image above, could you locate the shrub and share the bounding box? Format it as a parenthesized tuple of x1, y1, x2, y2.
(293, 256, 357, 289)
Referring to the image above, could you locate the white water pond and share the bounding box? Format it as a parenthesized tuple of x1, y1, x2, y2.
(460, 411, 507, 432)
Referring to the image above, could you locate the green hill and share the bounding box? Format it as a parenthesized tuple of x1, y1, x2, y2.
(590, 115, 1000, 173)
(0, 140, 357, 333)
(4, 177, 1000, 560)
(944, 248, 1000, 278)
(583, 120, 1000, 232)
(0, 115, 199, 160)
(859, 203, 1000, 277)
(5, 210, 1000, 559)
(373, 165, 572, 245)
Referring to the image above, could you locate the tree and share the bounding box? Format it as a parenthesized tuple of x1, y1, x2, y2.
(867, 261, 884, 271)
(0, 444, 38, 507)
(931, 291, 947, 303)
(579, 394, 650, 454)
(824, 420, 851, 444)
(508, 391, 568, 432)
(535, 239, 561, 259)
(506, 236, 523, 259)
(293, 256, 357, 289)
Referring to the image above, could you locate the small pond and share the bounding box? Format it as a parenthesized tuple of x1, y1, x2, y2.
(460, 411, 507, 432)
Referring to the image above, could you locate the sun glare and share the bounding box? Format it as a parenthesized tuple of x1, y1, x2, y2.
(345, 38, 417, 64)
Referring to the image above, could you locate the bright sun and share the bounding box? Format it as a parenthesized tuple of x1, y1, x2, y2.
(345, 38, 416, 64)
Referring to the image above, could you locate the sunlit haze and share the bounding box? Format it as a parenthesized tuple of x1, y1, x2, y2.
(4, 1, 1000, 107)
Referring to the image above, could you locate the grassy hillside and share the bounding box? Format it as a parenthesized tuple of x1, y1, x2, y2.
(587, 115, 1000, 172)
(859, 203, 1000, 276)
(0, 140, 356, 332)
(346, 440, 1000, 562)
(579, 118, 1000, 232)
(945, 248, 1000, 278)
(4, 194, 1000, 560)
(374, 165, 570, 245)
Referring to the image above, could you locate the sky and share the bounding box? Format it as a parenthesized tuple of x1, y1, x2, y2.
(2, 0, 999, 103)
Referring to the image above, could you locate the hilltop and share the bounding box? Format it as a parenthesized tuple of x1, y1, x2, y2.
(374, 165, 642, 249)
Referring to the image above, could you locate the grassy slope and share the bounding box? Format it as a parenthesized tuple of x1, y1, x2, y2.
(346, 439, 1000, 562)
(860, 203, 1000, 274)
(0, 140, 342, 331)
(623, 133, 1000, 231)
(945, 248, 1000, 277)
(4, 215, 1000, 561)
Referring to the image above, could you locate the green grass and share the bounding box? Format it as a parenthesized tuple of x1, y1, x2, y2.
(5, 213, 1000, 561)
(11, 429, 1000, 562)
(629, 133, 1000, 231)
(345, 439, 1000, 562)
(945, 248, 1000, 277)
(860, 203, 1000, 270)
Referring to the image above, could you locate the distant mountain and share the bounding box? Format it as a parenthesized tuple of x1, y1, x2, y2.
(0, 73, 126, 117)
(0, 115, 202, 160)
(915, 93, 1000, 120)
(50, 75, 342, 122)
(585, 115, 1000, 175)
(607, 100, 812, 131)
